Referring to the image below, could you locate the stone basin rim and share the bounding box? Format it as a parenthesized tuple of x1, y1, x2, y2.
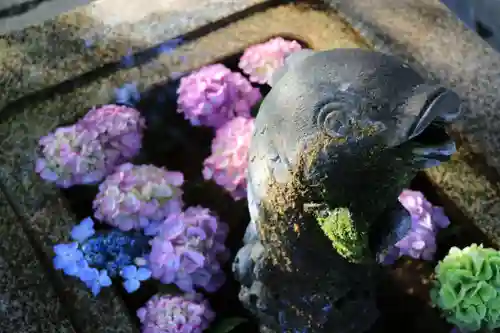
(0, 4, 367, 333)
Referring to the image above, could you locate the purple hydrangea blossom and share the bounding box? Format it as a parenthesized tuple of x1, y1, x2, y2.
(148, 206, 229, 293)
(238, 37, 303, 85)
(202, 117, 255, 200)
(176, 64, 261, 129)
(35, 125, 114, 187)
(78, 104, 145, 160)
(36, 104, 145, 188)
(93, 163, 184, 232)
(137, 293, 215, 333)
(379, 189, 451, 265)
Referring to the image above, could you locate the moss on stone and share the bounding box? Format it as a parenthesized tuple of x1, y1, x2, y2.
(316, 207, 369, 263)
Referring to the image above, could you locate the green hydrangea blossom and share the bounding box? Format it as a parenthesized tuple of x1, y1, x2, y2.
(430, 244, 500, 332)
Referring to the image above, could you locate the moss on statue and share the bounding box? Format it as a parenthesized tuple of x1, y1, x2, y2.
(316, 207, 369, 263)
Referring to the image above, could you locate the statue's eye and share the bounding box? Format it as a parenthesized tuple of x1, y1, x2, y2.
(316, 102, 351, 138)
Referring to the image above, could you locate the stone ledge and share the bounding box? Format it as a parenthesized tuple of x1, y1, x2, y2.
(0, 188, 77, 333)
(322, 0, 500, 245)
(0, 4, 367, 332)
(0, 0, 272, 110)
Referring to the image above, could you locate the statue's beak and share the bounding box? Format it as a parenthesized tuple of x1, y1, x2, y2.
(390, 85, 463, 169)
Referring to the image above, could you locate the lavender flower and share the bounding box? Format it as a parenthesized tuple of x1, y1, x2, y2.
(93, 163, 184, 232)
(78, 104, 145, 159)
(148, 206, 229, 293)
(80, 229, 151, 277)
(137, 293, 215, 333)
(238, 37, 303, 85)
(176, 64, 261, 129)
(202, 117, 255, 200)
(379, 189, 451, 264)
(120, 265, 152, 293)
(35, 125, 113, 187)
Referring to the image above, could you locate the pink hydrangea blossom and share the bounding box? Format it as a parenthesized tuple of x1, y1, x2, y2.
(35, 125, 118, 188)
(78, 104, 145, 160)
(137, 293, 215, 333)
(93, 163, 184, 232)
(379, 189, 451, 265)
(148, 206, 229, 293)
(202, 117, 254, 200)
(238, 37, 303, 85)
(176, 64, 261, 129)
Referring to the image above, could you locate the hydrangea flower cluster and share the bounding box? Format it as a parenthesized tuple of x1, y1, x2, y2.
(149, 206, 229, 293)
(176, 64, 261, 129)
(35, 104, 145, 188)
(380, 189, 450, 265)
(202, 117, 255, 200)
(53, 217, 151, 295)
(137, 293, 215, 333)
(93, 163, 184, 232)
(78, 104, 145, 159)
(431, 244, 500, 332)
(35, 125, 113, 188)
(238, 37, 303, 85)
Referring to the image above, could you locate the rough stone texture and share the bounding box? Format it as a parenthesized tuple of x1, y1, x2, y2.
(0, 0, 270, 110)
(0, 3, 365, 332)
(0, 0, 92, 34)
(322, 0, 500, 245)
(0, 189, 77, 333)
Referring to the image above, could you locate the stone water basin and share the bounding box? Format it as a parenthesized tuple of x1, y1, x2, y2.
(0, 1, 495, 333)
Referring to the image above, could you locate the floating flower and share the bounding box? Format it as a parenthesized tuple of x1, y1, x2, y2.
(379, 189, 450, 264)
(238, 37, 303, 85)
(137, 293, 215, 333)
(93, 163, 184, 232)
(71, 217, 96, 243)
(78, 104, 145, 159)
(202, 117, 254, 200)
(149, 206, 229, 293)
(120, 265, 152, 293)
(177, 64, 261, 129)
(114, 83, 141, 107)
(35, 125, 115, 187)
(53, 242, 87, 277)
(78, 267, 113, 296)
(80, 229, 151, 277)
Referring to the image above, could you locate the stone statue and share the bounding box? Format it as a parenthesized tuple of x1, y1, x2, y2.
(232, 48, 462, 333)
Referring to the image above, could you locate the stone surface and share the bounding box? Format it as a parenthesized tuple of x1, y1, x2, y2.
(0, 3, 365, 332)
(323, 0, 500, 244)
(0, 0, 92, 34)
(0, 189, 77, 333)
(441, 0, 500, 51)
(0, 0, 270, 110)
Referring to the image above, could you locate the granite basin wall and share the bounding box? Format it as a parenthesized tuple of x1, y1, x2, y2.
(0, 3, 368, 332)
